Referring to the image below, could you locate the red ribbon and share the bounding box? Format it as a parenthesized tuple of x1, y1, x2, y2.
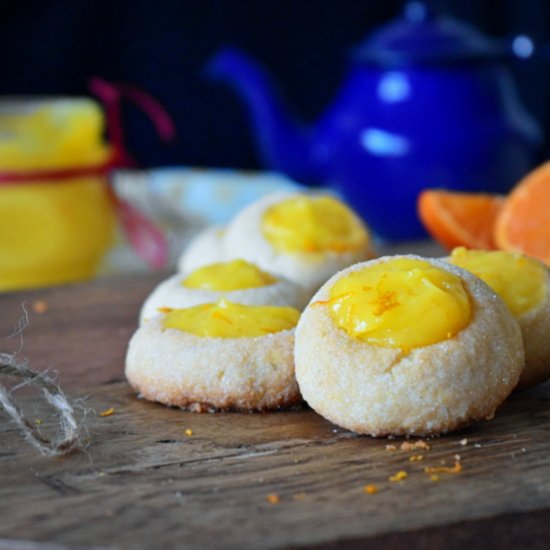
(0, 164, 111, 184)
(0, 78, 175, 270)
(89, 77, 176, 168)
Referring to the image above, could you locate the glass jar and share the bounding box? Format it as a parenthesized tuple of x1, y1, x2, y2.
(0, 98, 116, 290)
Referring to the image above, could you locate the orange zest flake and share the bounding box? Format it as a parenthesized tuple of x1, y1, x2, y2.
(99, 407, 115, 417)
(389, 470, 408, 482)
(424, 461, 462, 475)
(371, 290, 400, 316)
(302, 238, 317, 252)
(157, 306, 173, 314)
(363, 484, 378, 495)
(400, 440, 431, 452)
(429, 474, 440, 482)
(302, 240, 354, 254)
(32, 300, 48, 314)
(184, 428, 193, 436)
(409, 454, 424, 462)
(329, 241, 354, 253)
(212, 311, 232, 323)
(312, 291, 354, 308)
(266, 494, 280, 505)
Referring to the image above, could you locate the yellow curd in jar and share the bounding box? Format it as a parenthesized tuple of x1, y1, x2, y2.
(163, 299, 300, 338)
(262, 195, 367, 254)
(0, 99, 115, 290)
(448, 247, 546, 317)
(182, 259, 276, 291)
(323, 258, 471, 351)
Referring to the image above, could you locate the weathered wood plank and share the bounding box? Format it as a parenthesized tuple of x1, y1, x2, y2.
(0, 380, 548, 549)
(0, 249, 549, 549)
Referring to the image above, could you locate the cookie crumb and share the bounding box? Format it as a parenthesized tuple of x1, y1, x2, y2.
(401, 440, 430, 452)
(293, 492, 306, 501)
(385, 444, 397, 451)
(460, 438, 468, 446)
(184, 428, 193, 436)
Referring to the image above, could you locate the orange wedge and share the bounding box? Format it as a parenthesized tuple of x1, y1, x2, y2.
(418, 190, 504, 251)
(495, 162, 550, 264)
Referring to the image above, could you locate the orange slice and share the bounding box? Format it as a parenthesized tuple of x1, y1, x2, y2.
(495, 162, 550, 264)
(418, 190, 504, 250)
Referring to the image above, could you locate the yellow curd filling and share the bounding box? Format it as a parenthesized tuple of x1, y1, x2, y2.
(448, 247, 546, 317)
(163, 299, 300, 338)
(262, 195, 367, 254)
(181, 259, 276, 291)
(323, 258, 472, 351)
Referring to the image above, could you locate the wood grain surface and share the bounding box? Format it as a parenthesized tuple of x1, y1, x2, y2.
(0, 265, 549, 550)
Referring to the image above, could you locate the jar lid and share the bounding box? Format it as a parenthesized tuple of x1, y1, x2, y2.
(353, 1, 504, 66)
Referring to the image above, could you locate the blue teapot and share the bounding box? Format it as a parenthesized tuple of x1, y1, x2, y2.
(208, 2, 542, 240)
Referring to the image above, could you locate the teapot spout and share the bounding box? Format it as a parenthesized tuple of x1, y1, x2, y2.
(207, 47, 318, 183)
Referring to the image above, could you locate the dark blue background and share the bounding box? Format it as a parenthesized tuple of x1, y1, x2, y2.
(1, 0, 550, 169)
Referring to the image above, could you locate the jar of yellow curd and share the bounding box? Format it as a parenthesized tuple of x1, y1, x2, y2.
(0, 98, 118, 290)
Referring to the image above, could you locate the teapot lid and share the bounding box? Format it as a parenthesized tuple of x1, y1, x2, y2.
(353, 1, 503, 66)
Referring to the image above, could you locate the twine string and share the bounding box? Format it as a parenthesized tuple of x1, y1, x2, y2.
(0, 352, 82, 457)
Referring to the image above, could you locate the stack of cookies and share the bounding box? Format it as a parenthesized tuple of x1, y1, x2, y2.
(126, 192, 550, 436)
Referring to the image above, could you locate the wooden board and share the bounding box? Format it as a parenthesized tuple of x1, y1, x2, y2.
(0, 270, 549, 549)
